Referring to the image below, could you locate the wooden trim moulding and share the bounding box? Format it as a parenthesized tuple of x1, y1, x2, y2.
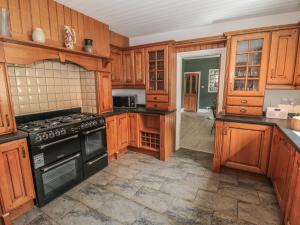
(175, 35, 226, 48)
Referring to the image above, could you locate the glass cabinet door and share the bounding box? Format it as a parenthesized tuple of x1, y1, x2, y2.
(229, 33, 269, 96)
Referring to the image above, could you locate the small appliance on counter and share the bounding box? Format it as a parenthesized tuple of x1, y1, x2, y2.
(291, 116, 300, 131)
(16, 108, 108, 207)
(266, 107, 288, 119)
(113, 95, 137, 109)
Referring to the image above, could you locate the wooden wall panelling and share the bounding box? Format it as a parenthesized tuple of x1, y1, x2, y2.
(71, 10, 79, 50)
(30, 0, 41, 30)
(63, 6, 72, 26)
(110, 31, 129, 48)
(8, 0, 22, 39)
(56, 2, 65, 45)
(0, 0, 7, 8)
(48, 0, 59, 43)
(213, 120, 224, 172)
(19, 0, 32, 39)
(39, 0, 51, 40)
(160, 112, 176, 161)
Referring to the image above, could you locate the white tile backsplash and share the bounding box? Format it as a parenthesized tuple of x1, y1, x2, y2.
(263, 90, 300, 111)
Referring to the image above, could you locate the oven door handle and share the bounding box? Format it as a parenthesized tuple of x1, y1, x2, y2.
(87, 153, 108, 166)
(41, 153, 81, 173)
(82, 126, 105, 136)
(37, 134, 79, 150)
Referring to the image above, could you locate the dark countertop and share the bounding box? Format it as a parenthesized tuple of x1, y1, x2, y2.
(216, 115, 300, 152)
(0, 130, 28, 144)
(102, 106, 177, 117)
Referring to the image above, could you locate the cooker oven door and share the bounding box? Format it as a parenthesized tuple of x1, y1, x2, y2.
(34, 152, 83, 207)
(81, 126, 107, 162)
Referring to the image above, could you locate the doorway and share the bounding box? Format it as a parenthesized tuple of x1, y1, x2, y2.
(184, 72, 200, 112)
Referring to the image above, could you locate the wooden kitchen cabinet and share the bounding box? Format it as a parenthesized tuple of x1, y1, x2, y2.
(294, 32, 300, 88)
(128, 113, 139, 147)
(134, 48, 146, 87)
(220, 122, 272, 174)
(269, 133, 295, 213)
(0, 139, 35, 224)
(96, 72, 113, 113)
(0, 63, 15, 135)
(111, 47, 123, 86)
(106, 116, 118, 157)
(285, 152, 300, 225)
(267, 29, 299, 85)
(122, 50, 134, 85)
(117, 114, 129, 149)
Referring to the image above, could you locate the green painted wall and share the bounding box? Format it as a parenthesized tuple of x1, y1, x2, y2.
(182, 57, 220, 109)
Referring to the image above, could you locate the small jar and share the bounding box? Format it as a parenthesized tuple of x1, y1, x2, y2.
(32, 28, 46, 43)
(0, 8, 11, 37)
(84, 39, 93, 53)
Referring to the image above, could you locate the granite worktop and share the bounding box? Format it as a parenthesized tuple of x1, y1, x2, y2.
(102, 105, 177, 117)
(216, 114, 300, 152)
(0, 130, 28, 144)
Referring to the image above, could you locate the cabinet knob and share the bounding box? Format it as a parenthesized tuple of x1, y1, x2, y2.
(240, 99, 248, 104)
(154, 104, 158, 108)
(21, 146, 26, 158)
(240, 108, 247, 113)
(154, 97, 157, 100)
(5, 114, 10, 127)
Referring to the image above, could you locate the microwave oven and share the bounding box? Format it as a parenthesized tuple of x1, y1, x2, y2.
(113, 95, 137, 109)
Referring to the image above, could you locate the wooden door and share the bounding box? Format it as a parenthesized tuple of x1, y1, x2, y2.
(134, 48, 146, 86)
(272, 138, 295, 212)
(0, 139, 35, 212)
(117, 114, 129, 149)
(294, 33, 300, 86)
(228, 32, 270, 96)
(96, 72, 113, 113)
(128, 113, 139, 147)
(184, 73, 199, 112)
(285, 153, 300, 225)
(221, 122, 272, 174)
(106, 116, 117, 156)
(111, 48, 123, 85)
(123, 50, 134, 85)
(0, 63, 15, 135)
(267, 29, 298, 85)
(145, 45, 169, 94)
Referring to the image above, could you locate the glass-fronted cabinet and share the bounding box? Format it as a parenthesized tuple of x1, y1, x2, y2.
(228, 33, 270, 96)
(145, 45, 168, 94)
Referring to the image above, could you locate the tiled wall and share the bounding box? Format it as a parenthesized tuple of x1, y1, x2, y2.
(8, 60, 97, 116)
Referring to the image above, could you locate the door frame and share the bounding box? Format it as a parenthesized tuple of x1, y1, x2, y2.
(183, 72, 201, 112)
(176, 48, 226, 150)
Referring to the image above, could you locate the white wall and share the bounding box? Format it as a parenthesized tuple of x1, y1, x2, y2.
(112, 89, 146, 104)
(130, 11, 300, 45)
(263, 90, 300, 110)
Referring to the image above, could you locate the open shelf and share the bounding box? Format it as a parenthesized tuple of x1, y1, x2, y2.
(140, 131, 160, 152)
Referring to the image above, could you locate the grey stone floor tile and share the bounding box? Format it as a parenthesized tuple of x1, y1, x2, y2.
(131, 172, 166, 190)
(104, 163, 139, 179)
(87, 170, 117, 186)
(183, 173, 219, 192)
(103, 177, 141, 198)
(26, 214, 59, 225)
(13, 207, 44, 225)
(203, 169, 238, 185)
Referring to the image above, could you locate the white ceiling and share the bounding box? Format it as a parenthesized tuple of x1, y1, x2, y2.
(56, 0, 300, 37)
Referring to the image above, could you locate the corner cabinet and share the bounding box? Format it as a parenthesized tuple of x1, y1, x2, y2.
(226, 33, 270, 116)
(0, 63, 15, 135)
(96, 72, 113, 113)
(0, 139, 35, 224)
(111, 47, 123, 86)
(145, 44, 176, 110)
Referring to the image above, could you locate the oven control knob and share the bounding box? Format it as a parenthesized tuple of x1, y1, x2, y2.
(35, 135, 42, 143)
(99, 118, 105, 125)
(48, 131, 55, 139)
(55, 130, 61, 136)
(42, 132, 48, 141)
(60, 128, 66, 135)
(89, 122, 93, 127)
(92, 121, 97, 126)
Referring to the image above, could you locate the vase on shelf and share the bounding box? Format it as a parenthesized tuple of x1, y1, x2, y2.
(32, 28, 46, 43)
(0, 8, 11, 37)
(64, 25, 76, 50)
(84, 39, 93, 53)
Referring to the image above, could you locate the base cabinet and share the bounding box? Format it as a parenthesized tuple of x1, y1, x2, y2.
(117, 114, 129, 149)
(285, 153, 300, 225)
(0, 139, 35, 224)
(128, 113, 139, 147)
(214, 121, 272, 174)
(106, 116, 118, 157)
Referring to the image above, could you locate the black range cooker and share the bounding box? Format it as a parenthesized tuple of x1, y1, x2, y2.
(17, 109, 108, 207)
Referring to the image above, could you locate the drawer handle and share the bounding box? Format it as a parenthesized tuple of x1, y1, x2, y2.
(5, 114, 10, 127)
(240, 108, 247, 113)
(153, 97, 157, 100)
(21, 146, 26, 158)
(240, 99, 248, 104)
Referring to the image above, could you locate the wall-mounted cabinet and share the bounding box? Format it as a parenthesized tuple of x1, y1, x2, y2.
(267, 29, 299, 86)
(294, 33, 300, 88)
(96, 72, 113, 113)
(111, 48, 123, 86)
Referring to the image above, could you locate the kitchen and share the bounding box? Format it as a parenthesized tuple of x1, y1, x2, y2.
(0, 1, 300, 225)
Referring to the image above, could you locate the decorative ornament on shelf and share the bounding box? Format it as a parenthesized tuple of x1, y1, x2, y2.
(32, 28, 46, 43)
(84, 39, 93, 53)
(64, 25, 76, 50)
(0, 8, 11, 37)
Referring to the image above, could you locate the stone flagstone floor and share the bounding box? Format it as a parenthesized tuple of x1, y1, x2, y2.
(13, 149, 282, 225)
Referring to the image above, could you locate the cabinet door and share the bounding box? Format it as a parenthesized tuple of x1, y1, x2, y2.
(294, 33, 300, 86)
(117, 114, 129, 149)
(0, 139, 35, 212)
(134, 48, 145, 86)
(268, 127, 281, 178)
(228, 33, 270, 96)
(221, 122, 272, 174)
(285, 153, 300, 225)
(267, 29, 298, 85)
(145, 45, 169, 94)
(0, 63, 15, 135)
(123, 50, 134, 85)
(111, 48, 123, 85)
(128, 113, 139, 147)
(272, 138, 295, 212)
(96, 72, 113, 113)
(106, 116, 117, 156)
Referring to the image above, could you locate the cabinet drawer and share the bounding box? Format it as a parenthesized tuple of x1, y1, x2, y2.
(146, 94, 168, 103)
(227, 97, 264, 107)
(146, 102, 169, 110)
(226, 106, 263, 116)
